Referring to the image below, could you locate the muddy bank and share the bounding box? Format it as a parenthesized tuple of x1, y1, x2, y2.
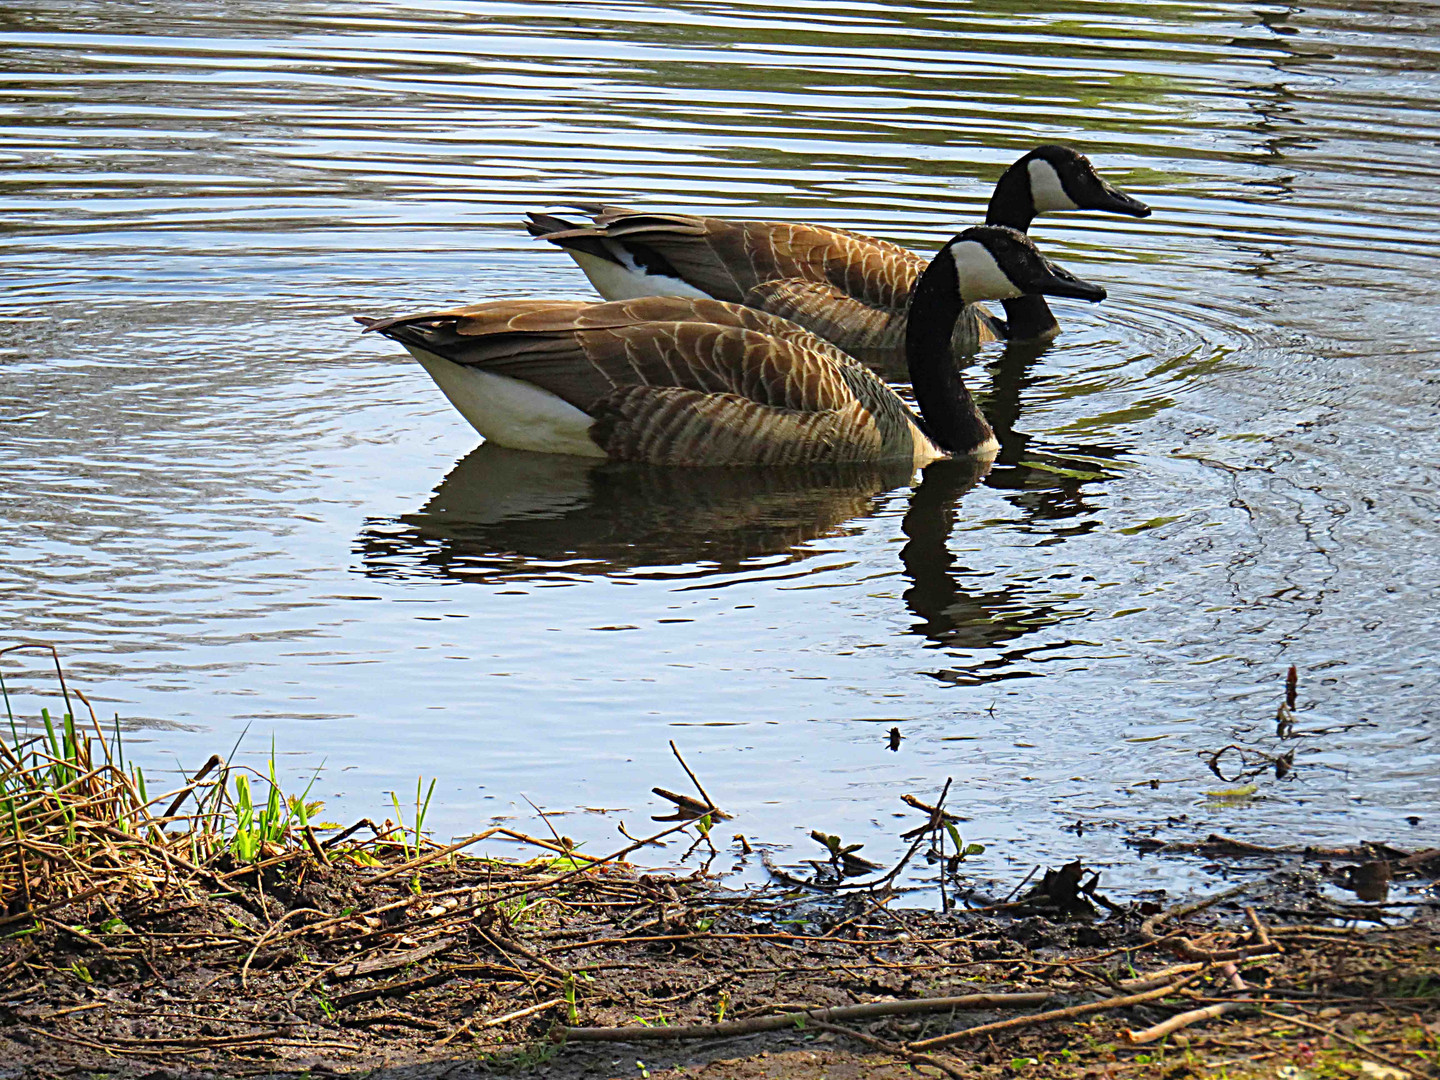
(3, 836, 1437, 1079)
(2, 654, 1437, 1079)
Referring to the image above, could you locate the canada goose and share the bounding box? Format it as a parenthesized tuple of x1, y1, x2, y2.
(525, 145, 1147, 356)
(357, 225, 1104, 467)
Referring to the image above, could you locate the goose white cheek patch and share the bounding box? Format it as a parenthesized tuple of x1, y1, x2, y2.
(949, 241, 1024, 302)
(1028, 158, 1080, 212)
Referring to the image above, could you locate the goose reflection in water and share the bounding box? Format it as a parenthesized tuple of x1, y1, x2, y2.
(865, 336, 1133, 525)
(900, 457, 1080, 687)
(980, 336, 1132, 525)
(357, 445, 922, 580)
(355, 445, 1091, 679)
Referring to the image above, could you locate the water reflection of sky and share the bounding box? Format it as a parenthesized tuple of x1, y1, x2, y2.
(0, 0, 1436, 895)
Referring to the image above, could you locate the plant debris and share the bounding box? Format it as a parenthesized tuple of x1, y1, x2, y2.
(2, 649, 1437, 1079)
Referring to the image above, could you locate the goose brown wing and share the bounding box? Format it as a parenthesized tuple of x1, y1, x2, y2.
(697, 220, 925, 309)
(361, 298, 878, 414)
(544, 207, 927, 310)
(362, 295, 855, 352)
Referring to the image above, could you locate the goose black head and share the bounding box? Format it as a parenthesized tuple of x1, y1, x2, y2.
(905, 226, 1103, 456)
(947, 225, 1107, 306)
(988, 145, 1151, 228)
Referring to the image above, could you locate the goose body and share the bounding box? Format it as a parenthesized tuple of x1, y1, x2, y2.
(360, 226, 1105, 467)
(526, 145, 1148, 356)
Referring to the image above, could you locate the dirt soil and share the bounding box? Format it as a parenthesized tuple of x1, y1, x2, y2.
(2, 843, 1437, 1080)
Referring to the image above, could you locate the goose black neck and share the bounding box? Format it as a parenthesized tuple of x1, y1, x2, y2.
(986, 165, 1038, 232)
(986, 165, 1057, 338)
(905, 248, 996, 456)
(999, 294, 1060, 340)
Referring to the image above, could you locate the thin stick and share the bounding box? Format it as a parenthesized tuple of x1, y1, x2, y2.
(265, 818, 701, 953)
(240, 908, 327, 989)
(1003, 864, 1041, 903)
(0, 643, 75, 718)
(495, 828, 601, 862)
(302, 825, 329, 866)
(1142, 881, 1254, 938)
(477, 997, 565, 1028)
(0, 883, 108, 929)
(908, 971, 1207, 1052)
(1140, 881, 1266, 961)
(162, 755, 223, 820)
(546, 929, 936, 956)
(521, 794, 567, 847)
(483, 817, 702, 909)
(363, 828, 502, 884)
(1245, 906, 1273, 948)
(1124, 1001, 1248, 1044)
(842, 777, 953, 893)
(483, 927, 570, 980)
(1258, 1008, 1416, 1074)
(1117, 962, 1206, 992)
(670, 740, 717, 812)
(437, 997, 564, 1047)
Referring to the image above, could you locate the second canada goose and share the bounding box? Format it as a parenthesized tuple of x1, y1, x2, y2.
(358, 225, 1104, 467)
(525, 145, 1148, 356)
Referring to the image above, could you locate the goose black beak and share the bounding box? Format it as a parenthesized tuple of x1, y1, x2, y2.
(1035, 258, 1107, 303)
(1093, 180, 1151, 218)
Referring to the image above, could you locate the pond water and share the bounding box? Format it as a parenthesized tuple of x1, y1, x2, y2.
(2, 0, 1437, 897)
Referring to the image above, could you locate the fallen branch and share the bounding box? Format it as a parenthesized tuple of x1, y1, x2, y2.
(1245, 906, 1272, 948)
(1142, 881, 1254, 938)
(652, 788, 714, 819)
(1139, 881, 1280, 961)
(0, 883, 108, 930)
(160, 755, 223, 820)
(1124, 1000, 1249, 1044)
(1125, 961, 1251, 1044)
(1117, 962, 1205, 992)
(838, 777, 953, 892)
(330, 969, 453, 1010)
(668, 740, 727, 818)
(908, 971, 1207, 1052)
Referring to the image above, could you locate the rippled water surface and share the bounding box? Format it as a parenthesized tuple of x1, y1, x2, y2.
(3, 0, 1437, 894)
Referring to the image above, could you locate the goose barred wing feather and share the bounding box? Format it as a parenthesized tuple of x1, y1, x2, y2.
(739, 279, 1008, 359)
(591, 387, 886, 466)
(361, 297, 926, 465)
(545, 206, 927, 309)
(365, 300, 861, 410)
(365, 296, 861, 352)
(743, 278, 907, 355)
(709, 220, 924, 310)
(791, 223, 926, 310)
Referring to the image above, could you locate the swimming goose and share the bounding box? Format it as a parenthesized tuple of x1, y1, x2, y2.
(358, 225, 1104, 467)
(524, 145, 1148, 356)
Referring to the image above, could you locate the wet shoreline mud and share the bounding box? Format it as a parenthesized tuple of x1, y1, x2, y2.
(3, 696, 1437, 1079)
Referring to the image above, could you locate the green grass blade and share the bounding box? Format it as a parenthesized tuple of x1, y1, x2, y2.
(0, 667, 16, 743)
